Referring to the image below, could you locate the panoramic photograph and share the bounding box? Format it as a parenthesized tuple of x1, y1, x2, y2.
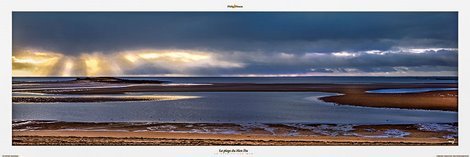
(12, 12, 458, 146)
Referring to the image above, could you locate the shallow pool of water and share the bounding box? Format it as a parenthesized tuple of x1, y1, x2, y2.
(13, 92, 457, 124)
(366, 88, 457, 94)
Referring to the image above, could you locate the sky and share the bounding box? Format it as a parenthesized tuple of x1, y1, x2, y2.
(12, 12, 458, 77)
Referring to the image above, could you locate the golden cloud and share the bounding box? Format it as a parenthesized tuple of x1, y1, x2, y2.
(12, 49, 244, 76)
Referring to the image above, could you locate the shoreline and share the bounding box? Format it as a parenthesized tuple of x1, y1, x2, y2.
(13, 80, 458, 111)
(13, 132, 456, 146)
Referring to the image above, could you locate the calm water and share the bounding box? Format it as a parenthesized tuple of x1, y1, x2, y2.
(367, 88, 458, 94)
(13, 92, 457, 124)
(13, 76, 458, 84)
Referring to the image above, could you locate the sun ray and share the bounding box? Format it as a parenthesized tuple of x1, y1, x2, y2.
(81, 54, 102, 76)
(61, 58, 74, 76)
(12, 51, 63, 76)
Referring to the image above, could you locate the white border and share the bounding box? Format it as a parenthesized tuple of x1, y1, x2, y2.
(1, 0, 468, 157)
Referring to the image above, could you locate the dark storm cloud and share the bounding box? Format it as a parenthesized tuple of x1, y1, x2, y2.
(12, 12, 458, 76)
(202, 48, 458, 75)
(13, 12, 457, 54)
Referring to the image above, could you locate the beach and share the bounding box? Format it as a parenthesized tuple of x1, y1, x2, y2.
(12, 77, 459, 145)
(13, 121, 458, 146)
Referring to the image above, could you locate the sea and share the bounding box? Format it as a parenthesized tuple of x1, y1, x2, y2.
(12, 76, 458, 125)
(12, 76, 458, 84)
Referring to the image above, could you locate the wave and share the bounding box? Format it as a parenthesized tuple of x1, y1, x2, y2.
(12, 121, 458, 139)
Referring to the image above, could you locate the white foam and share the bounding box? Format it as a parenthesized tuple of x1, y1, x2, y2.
(285, 124, 356, 136)
(13, 126, 41, 131)
(147, 125, 177, 131)
(239, 123, 276, 134)
(12, 121, 35, 127)
(443, 134, 458, 139)
(383, 129, 411, 138)
(416, 123, 457, 133)
(286, 130, 300, 136)
(12, 120, 56, 128)
(360, 129, 410, 138)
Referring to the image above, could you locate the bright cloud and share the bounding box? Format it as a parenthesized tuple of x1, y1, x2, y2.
(12, 49, 244, 76)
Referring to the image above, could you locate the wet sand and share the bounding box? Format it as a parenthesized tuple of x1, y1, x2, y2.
(12, 121, 458, 146)
(320, 90, 457, 111)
